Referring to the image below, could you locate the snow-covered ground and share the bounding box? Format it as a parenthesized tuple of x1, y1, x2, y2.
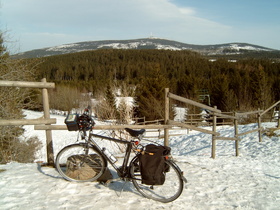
(0, 110, 279, 209)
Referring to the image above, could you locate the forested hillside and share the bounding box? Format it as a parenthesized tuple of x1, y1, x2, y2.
(34, 49, 280, 119)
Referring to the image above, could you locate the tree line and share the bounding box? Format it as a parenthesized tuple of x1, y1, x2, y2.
(2, 28, 279, 163)
(34, 49, 280, 116)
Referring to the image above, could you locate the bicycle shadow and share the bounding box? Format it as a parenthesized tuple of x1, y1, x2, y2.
(36, 163, 65, 180)
(104, 170, 141, 197)
(183, 145, 211, 155)
(37, 163, 142, 198)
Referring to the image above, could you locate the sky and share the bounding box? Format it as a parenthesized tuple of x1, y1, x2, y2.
(0, 0, 280, 53)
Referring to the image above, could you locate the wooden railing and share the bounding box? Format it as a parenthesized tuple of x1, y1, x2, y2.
(31, 88, 280, 160)
(164, 88, 280, 158)
(2, 81, 279, 163)
(0, 79, 56, 165)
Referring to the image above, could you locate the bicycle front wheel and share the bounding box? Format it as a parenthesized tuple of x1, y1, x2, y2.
(130, 157, 184, 203)
(55, 143, 107, 182)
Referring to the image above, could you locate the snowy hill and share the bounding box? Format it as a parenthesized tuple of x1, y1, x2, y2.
(0, 110, 279, 209)
(14, 38, 277, 58)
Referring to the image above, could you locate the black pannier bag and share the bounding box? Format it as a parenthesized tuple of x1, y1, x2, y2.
(139, 144, 171, 185)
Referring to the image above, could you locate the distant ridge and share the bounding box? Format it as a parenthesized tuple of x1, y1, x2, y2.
(14, 38, 278, 59)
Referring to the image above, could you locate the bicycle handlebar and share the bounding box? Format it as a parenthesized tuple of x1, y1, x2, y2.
(78, 114, 95, 130)
(73, 108, 146, 139)
(76, 107, 95, 131)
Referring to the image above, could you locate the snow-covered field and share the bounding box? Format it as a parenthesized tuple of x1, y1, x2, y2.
(0, 110, 279, 210)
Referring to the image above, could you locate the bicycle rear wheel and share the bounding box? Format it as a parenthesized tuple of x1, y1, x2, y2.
(55, 143, 107, 182)
(130, 157, 184, 203)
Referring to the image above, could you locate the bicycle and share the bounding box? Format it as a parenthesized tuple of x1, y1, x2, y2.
(55, 108, 186, 203)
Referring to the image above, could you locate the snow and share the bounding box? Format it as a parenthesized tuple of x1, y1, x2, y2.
(0, 110, 279, 209)
(46, 44, 79, 51)
(97, 42, 141, 49)
(96, 41, 185, 51)
(173, 106, 187, 122)
(228, 44, 270, 52)
(115, 97, 135, 109)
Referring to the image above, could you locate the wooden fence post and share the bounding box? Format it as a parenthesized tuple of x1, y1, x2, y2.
(234, 112, 239, 156)
(164, 88, 169, 146)
(277, 105, 280, 128)
(258, 108, 262, 142)
(211, 106, 217, 159)
(41, 78, 54, 166)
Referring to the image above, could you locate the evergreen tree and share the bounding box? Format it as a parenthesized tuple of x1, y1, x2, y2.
(105, 84, 116, 110)
(210, 74, 238, 111)
(95, 84, 118, 121)
(26, 49, 280, 112)
(136, 64, 170, 120)
(249, 64, 272, 109)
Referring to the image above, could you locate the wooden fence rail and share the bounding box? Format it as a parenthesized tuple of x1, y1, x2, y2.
(165, 89, 280, 158)
(168, 120, 220, 135)
(34, 124, 173, 130)
(0, 80, 55, 89)
(0, 78, 55, 165)
(0, 119, 56, 126)
(2, 80, 280, 164)
(260, 101, 280, 117)
(236, 127, 263, 137)
(260, 101, 280, 128)
(168, 92, 221, 113)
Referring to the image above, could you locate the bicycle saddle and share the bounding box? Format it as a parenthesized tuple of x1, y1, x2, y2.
(125, 128, 146, 137)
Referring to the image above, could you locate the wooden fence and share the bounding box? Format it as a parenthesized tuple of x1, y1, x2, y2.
(0, 78, 56, 165)
(164, 88, 280, 158)
(1, 81, 280, 164)
(36, 88, 280, 160)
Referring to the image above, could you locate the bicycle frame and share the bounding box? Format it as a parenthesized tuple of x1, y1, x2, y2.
(85, 131, 138, 179)
(58, 110, 185, 203)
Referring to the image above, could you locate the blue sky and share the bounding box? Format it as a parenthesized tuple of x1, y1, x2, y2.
(1, 0, 279, 53)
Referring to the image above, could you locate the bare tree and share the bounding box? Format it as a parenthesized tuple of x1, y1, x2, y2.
(0, 32, 41, 163)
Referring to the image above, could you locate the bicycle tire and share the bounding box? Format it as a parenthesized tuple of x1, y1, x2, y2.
(55, 143, 107, 182)
(130, 156, 184, 203)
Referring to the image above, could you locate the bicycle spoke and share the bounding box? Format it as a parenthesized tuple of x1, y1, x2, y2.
(55, 144, 107, 182)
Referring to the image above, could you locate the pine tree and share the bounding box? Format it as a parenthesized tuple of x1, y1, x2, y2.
(249, 63, 272, 109)
(210, 74, 237, 111)
(136, 64, 170, 120)
(105, 84, 116, 110)
(95, 84, 118, 121)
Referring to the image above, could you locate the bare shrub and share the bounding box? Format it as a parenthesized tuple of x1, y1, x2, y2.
(0, 127, 42, 163)
(9, 136, 41, 163)
(0, 32, 41, 163)
(93, 92, 115, 121)
(93, 82, 136, 124)
(48, 85, 90, 112)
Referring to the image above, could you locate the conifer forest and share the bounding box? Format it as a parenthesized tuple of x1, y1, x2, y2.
(33, 49, 280, 119)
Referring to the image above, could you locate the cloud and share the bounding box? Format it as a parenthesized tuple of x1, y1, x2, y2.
(2, 0, 234, 51)
(19, 32, 92, 50)
(179, 7, 196, 15)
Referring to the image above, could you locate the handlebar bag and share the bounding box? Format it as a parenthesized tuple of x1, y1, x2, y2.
(65, 114, 79, 131)
(139, 144, 171, 185)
